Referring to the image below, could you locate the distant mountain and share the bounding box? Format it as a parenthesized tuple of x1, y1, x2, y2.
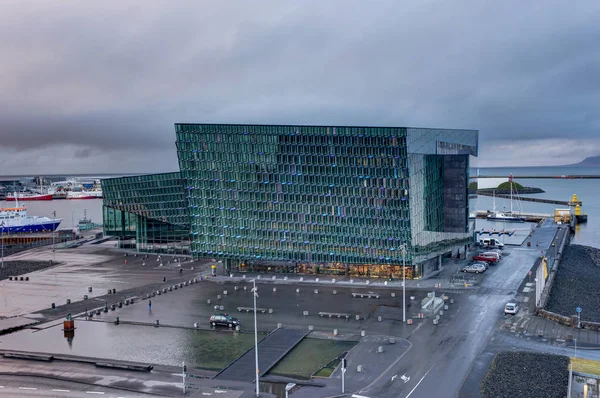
(565, 156, 600, 167)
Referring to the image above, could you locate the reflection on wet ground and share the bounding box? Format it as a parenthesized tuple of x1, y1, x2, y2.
(0, 320, 261, 370)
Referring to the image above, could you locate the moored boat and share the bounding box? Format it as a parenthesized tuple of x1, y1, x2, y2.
(66, 190, 103, 199)
(0, 200, 62, 233)
(6, 192, 54, 201)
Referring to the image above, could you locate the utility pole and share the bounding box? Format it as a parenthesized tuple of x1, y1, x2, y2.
(341, 358, 347, 393)
(252, 279, 260, 397)
(182, 361, 186, 394)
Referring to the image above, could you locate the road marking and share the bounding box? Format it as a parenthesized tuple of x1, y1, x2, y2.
(19, 387, 37, 390)
(86, 392, 105, 395)
(53, 389, 71, 392)
(405, 364, 435, 398)
(391, 374, 397, 381)
(352, 395, 371, 398)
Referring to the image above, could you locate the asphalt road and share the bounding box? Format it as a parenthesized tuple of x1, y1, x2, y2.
(0, 375, 151, 397)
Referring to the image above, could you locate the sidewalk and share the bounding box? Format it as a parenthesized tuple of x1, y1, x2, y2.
(0, 351, 274, 397)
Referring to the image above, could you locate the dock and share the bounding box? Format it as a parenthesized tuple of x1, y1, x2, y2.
(476, 191, 581, 206)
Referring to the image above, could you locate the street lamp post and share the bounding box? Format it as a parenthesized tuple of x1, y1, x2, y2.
(1, 221, 5, 269)
(401, 245, 407, 323)
(251, 279, 260, 397)
(52, 210, 57, 253)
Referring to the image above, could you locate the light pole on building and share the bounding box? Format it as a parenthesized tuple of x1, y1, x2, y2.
(251, 279, 260, 397)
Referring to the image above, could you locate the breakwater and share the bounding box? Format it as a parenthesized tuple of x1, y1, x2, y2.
(471, 175, 600, 179)
(477, 191, 581, 206)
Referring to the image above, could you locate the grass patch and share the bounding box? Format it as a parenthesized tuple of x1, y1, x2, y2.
(188, 330, 266, 371)
(572, 357, 600, 376)
(269, 338, 357, 379)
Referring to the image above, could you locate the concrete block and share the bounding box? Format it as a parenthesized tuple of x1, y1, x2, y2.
(219, 305, 224, 311)
(410, 296, 416, 300)
(223, 290, 228, 295)
(303, 310, 309, 316)
(217, 295, 222, 300)
(389, 338, 396, 344)
(377, 316, 382, 322)
(277, 323, 282, 329)
(444, 305, 449, 310)
(273, 287, 277, 292)
(356, 315, 360, 321)
(450, 298, 454, 304)
(433, 319, 439, 325)
(391, 292, 396, 298)
(214, 305, 219, 310)
(234, 286, 239, 291)
(333, 329, 338, 336)
(357, 365, 363, 372)
(314, 289, 319, 294)
(296, 288, 300, 293)
(361, 330, 366, 337)
(439, 310, 444, 316)
(377, 346, 384, 353)
(308, 325, 314, 331)
(235, 325, 240, 331)
(207, 299, 211, 305)
(268, 308, 273, 314)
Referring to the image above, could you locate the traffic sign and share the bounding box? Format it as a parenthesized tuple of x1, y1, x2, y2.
(576, 307, 582, 313)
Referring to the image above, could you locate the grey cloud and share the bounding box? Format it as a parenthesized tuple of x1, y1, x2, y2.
(0, 0, 599, 174)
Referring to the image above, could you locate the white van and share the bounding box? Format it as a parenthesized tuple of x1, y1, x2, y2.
(480, 238, 504, 249)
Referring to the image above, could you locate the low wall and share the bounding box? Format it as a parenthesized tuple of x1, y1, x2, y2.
(536, 227, 571, 310)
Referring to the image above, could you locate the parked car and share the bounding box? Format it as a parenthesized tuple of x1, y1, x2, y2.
(462, 264, 486, 273)
(473, 254, 499, 263)
(471, 261, 490, 270)
(482, 251, 501, 260)
(504, 303, 519, 315)
(209, 313, 240, 328)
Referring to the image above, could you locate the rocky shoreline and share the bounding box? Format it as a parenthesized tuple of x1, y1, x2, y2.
(0, 260, 57, 281)
(546, 244, 600, 323)
(480, 352, 569, 398)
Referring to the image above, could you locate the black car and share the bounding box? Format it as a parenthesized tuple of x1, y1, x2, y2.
(209, 313, 240, 328)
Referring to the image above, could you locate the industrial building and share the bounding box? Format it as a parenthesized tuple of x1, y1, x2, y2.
(102, 123, 478, 278)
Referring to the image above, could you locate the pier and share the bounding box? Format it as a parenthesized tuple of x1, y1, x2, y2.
(477, 191, 582, 206)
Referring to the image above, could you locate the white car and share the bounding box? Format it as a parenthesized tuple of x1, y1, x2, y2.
(462, 264, 486, 273)
(504, 303, 519, 315)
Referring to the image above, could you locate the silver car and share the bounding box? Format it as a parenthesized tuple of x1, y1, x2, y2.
(462, 264, 486, 273)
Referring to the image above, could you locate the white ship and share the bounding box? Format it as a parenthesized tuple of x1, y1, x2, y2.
(0, 197, 62, 233)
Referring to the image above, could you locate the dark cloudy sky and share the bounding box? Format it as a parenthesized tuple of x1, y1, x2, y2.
(1, 1, 599, 175)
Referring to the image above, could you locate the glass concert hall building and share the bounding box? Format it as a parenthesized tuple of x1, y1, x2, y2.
(103, 123, 478, 279)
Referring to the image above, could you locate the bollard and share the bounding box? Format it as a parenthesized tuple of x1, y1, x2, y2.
(439, 310, 444, 316)
(115, 317, 120, 325)
(184, 281, 188, 286)
(377, 346, 384, 353)
(230, 273, 234, 278)
(308, 325, 314, 331)
(243, 286, 247, 291)
(303, 310, 309, 316)
(356, 315, 360, 321)
(20, 276, 24, 281)
(111, 304, 116, 310)
(214, 305, 219, 310)
(84, 295, 88, 300)
(66, 299, 71, 304)
(331, 278, 336, 283)
(314, 289, 319, 294)
(234, 286, 239, 291)
(104, 306, 108, 313)
(179, 283, 183, 288)
(272, 276, 276, 280)
(257, 275, 261, 279)
(350, 279, 354, 283)
(217, 295, 222, 300)
(391, 292, 396, 298)
(361, 330, 366, 337)
(410, 296, 415, 300)
(157, 290, 161, 296)
(407, 319, 413, 325)
(96, 309, 101, 315)
(142, 262, 145, 267)
(118, 302, 123, 308)
(332, 290, 337, 295)
(277, 323, 282, 329)
(163, 288, 167, 293)
(284, 276, 288, 281)
(88, 287, 92, 293)
(268, 308, 273, 314)
(51, 303, 55, 309)
(235, 325, 240, 331)
(444, 305, 449, 310)
(8, 276, 12, 281)
(273, 287, 277, 292)
(191, 266, 194, 271)
(389, 338, 396, 344)
(169, 286, 173, 291)
(126, 299, 130, 305)
(357, 365, 363, 373)
(130, 298, 134, 304)
(315, 278, 319, 282)
(450, 298, 454, 304)
(296, 288, 300, 293)
(193, 278, 197, 283)
(333, 329, 338, 336)
(242, 274, 246, 279)
(377, 316, 382, 322)
(366, 280, 370, 285)
(219, 305, 224, 311)
(207, 299, 211, 305)
(384, 281, 388, 286)
(151, 292, 156, 297)
(163, 277, 166, 282)
(223, 290, 228, 295)
(433, 319, 439, 325)
(25, 276, 29, 281)
(194, 322, 198, 328)
(155, 320, 159, 327)
(174, 285, 177, 290)
(300, 277, 304, 282)
(88, 311, 93, 318)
